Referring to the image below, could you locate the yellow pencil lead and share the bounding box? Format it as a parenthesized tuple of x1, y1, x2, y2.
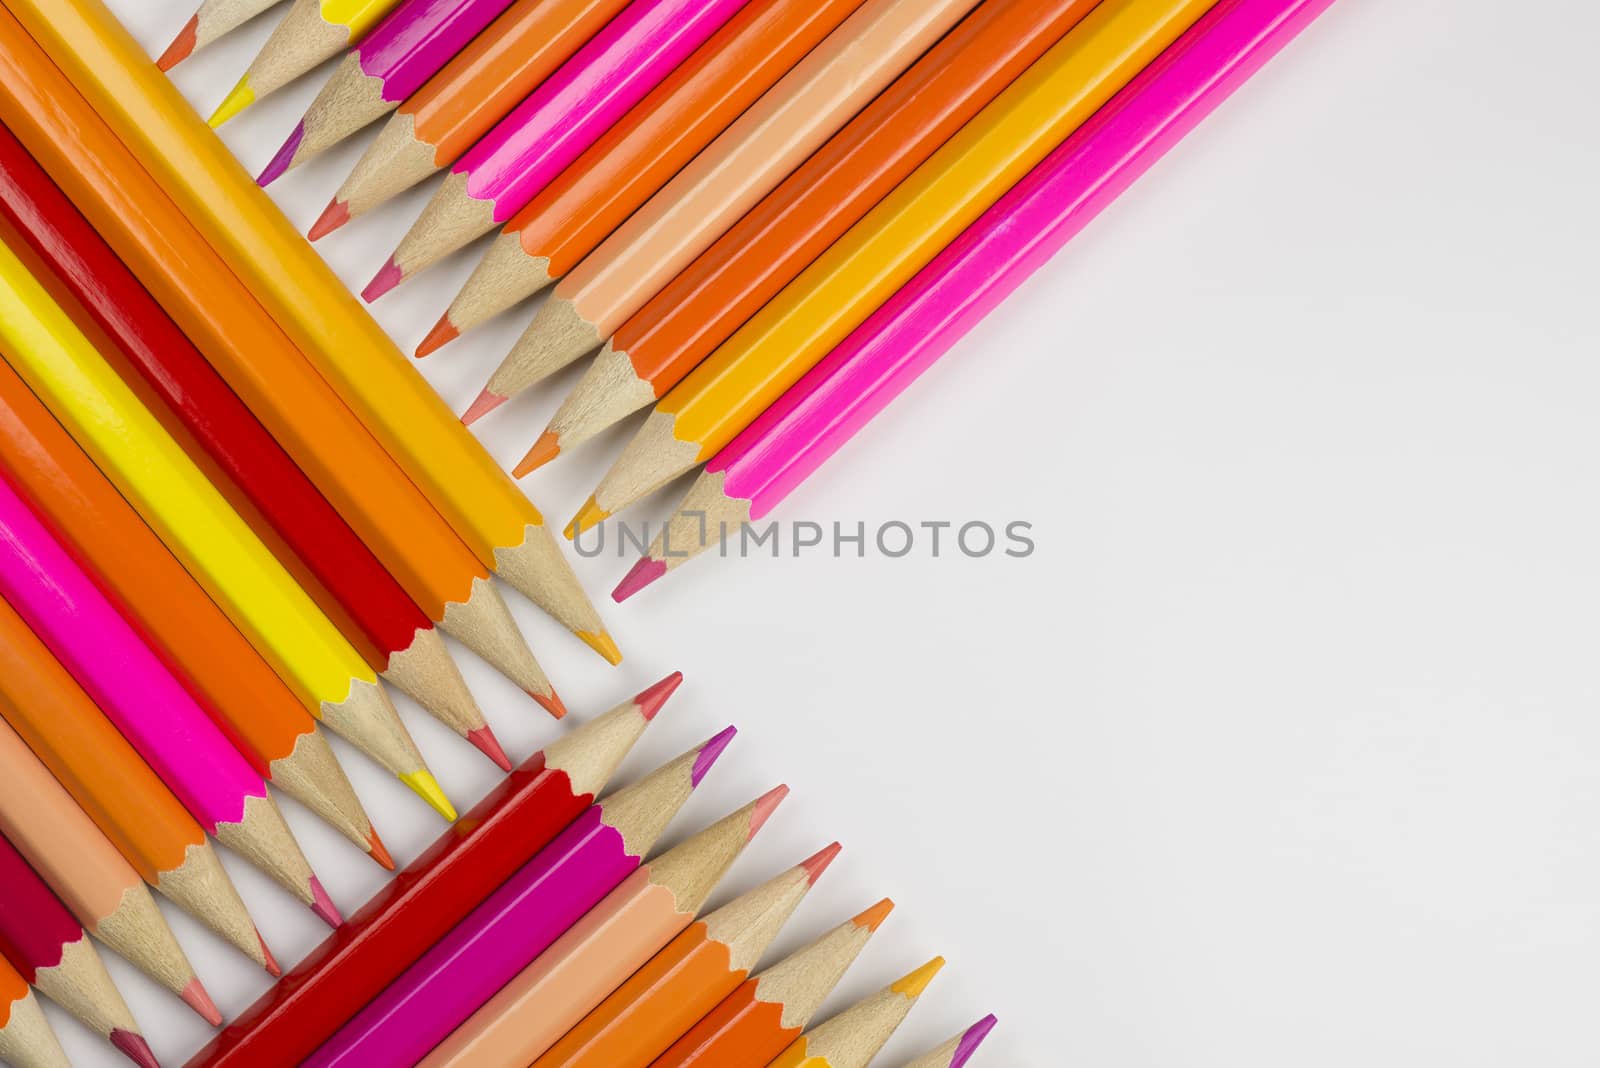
(208, 77, 256, 128)
(400, 770, 457, 821)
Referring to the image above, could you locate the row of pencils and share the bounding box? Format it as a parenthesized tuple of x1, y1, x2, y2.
(184, 0, 1339, 597)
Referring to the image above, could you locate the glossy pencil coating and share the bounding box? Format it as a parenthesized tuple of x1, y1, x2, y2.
(371, 0, 753, 294)
(11, 0, 618, 663)
(0, 837, 156, 1068)
(0, 718, 218, 1023)
(535, 0, 1099, 467)
(526, 844, 829, 1068)
(895, 1016, 998, 1068)
(767, 958, 944, 1068)
(624, 0, 1339, 591)
(0, 951, 70, 1068)
(322, 0, 636, 228)
(305, 730, 741, 1068)
(0, 22, 554, 706)
(427, 0, 864, 352)
(0, 234, 447, 821)
(185, 677, 680, 1068)
(479, 0, 983, 413)
(651, 900, 895, 1068)
(261, 0, 518, 181)
(210, 0, 408, 124)
(577, 0, 1219, 530)
(0, 595, 272, 973)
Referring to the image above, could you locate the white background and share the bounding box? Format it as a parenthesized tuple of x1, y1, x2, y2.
(65, 0, 1600, 1064)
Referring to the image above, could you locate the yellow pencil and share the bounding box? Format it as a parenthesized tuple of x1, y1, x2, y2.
(569, 0, 1218, 534)
(768, 958, 945, 1068)
(210, 0, 405, 126)
(0, 238, 453, 821)
(17, 0, 619, 666)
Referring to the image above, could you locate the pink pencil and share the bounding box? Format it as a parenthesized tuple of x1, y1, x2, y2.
(303, 727, 754, 1068)
(364, 0, 754, 299)
(0, 474, 338, 926)
(260, 0, 521, 184)
(616, 0, 1341, 599)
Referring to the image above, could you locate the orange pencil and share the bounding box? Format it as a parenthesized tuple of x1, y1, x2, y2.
(0, 6, 556, 706)
(0, 951, 68, 1068)
(421, 0, 865, 353)
(316, 0, 632, 236)
(0, 716, 219, 1023)
(526, 0, 1097, 468)
(647, 900, 893, 1068)
(0, 597, 274, 974)
(0, 291, 385, 866)
(525, 846, 840, 1068)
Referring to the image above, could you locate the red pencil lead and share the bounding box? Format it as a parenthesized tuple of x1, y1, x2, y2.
(633, 671, 683, 720)
(801, 841, 842, 884)
(467, 725, 513, 771)
(258, 930, 281, 977)
(308, 198, 351, 241)
(110, 1029, 160, 1068)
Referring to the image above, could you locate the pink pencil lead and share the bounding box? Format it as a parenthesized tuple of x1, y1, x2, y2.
(362, 258, 404, 302)
(613, 556, 666, 602)
(748, 784, 788, 838)
(309, 876, 343, 927)
(461, 388, 507, 426)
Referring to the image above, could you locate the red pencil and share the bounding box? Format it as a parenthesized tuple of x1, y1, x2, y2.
(184, 674, 682, 1068)
(0, 834, 156, 1068)
(0, 127, 512, 765)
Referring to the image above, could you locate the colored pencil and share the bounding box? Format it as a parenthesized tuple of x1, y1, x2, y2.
(157, 0, 284, 70)
(0, 597, 273, 973)
(185, 675, 680, 1068)
(420, 0, 864, 355)
(210, 0, 408, 125)
(618, 0, 1335, 593)
(315, 0, 633, 236)
(0, 22, 557, 707)
(304, 734, 757, 1068)
(0, 717, 219, 1024)
(365, 0, 752, 301)
(522, 844, 835, 1068)
(424, 834, 828, 1068)
(767, 958, 944, 1068)
(0, 240, 452, 823)
(0, 469, 335, 924)
(0, 835, 158, 1068)
(0, 329, 385, 868)
(568, 0, 1215, 534)
(0, 952, 69, 1068)
(651, 900, 895, 1068)
(14, 0, 620, 664)
(895, 1016, 999, 1068)
(0, 131, 510, 768)
(527, 0, 1098, 471)
(462, 0, 980, 425)
(261, 0, 519, 183)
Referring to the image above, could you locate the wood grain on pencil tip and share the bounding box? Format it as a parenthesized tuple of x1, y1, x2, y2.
(157, 0, 283, 70)
(896, 1015, 998, 1068)
(0, 951, 69, 1068)
(767, 958, 944, 1068)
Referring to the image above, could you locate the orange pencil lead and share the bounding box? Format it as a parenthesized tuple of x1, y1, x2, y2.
(527, 687, 567, 720)
(415, 316, 459, 358)
(513, 430, 562, 476)
(156, 15, 197, 71)
(309, 198, 351, 241)
(366, 828, 396, 871)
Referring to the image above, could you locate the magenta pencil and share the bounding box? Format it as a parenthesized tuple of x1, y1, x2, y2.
(302, 726, 739, 1068)
(260, 0, 521, 183)
(364, 0, 754, 299)
(0, 475, 336, 926)
(616, 0, 1340, 599)
(897, 1015, 999, 1068)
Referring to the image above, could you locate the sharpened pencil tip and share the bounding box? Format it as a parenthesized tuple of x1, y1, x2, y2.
(258, 930, 280, 976)
(748, 784, 788, 838)
(363, 257, 404, 302)
(258, 121, 305, 186)
(157, 16, 197, 71)
(513, 430, 562, 476)
(577, 628, 622, 665)
(691, 726, 737, 786)
(309, 197, 350, 240)
(208, 76, 254, 127)
(416, 316, 459, 358)
(633, 671, 682, 720)
(111, 1029, 160, 1068)
(467, 725, 513, 771)
(461, 387, 507, 426)
(309, 876, 342, 927)
(181, 977, 223, 1026)
(801, 841, 842, 884)
(950, 1015, 999, 1068)
(892, 957, 945, 998)
(366, 828, 395, 871)
(566, 496, 608, 539)
(527, 686, 568, 719)
(613, 556, 666, 602)
(401, 769, 457, 821)
(853, 898, 895, 932)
